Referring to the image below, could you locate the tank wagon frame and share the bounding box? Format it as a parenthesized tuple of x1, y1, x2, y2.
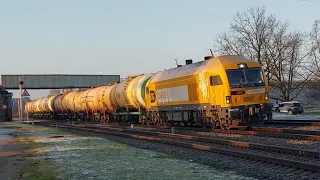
(26, 55, 272, 130)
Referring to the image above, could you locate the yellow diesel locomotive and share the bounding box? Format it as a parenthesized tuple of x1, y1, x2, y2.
(144, 55, 271, 129)
(25, 54, 272, 129)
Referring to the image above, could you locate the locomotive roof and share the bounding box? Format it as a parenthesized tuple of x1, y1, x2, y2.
(150, 55, 257, 83)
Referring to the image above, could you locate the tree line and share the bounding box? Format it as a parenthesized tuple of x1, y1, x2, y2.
(214, 6, 320, 102)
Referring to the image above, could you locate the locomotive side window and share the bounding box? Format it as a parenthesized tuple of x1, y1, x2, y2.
(210, 75, 222, 86)
(150, 90, 156, 103)
(146, 87, 149, 94)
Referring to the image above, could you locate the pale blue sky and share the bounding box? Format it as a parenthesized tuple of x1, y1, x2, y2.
(1, 0, 319, 99)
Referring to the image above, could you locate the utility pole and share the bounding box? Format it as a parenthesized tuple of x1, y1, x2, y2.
(18, 77, 24, 122)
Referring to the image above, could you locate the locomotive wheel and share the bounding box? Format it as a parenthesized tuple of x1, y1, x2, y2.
(221, 124, 230, 130)
(211, 121, 218, 130)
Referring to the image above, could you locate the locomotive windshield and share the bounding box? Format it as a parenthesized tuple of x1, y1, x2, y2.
(226, 67, 264, 88)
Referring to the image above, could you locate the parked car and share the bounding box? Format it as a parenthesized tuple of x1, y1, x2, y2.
(273, 101, 304, 115)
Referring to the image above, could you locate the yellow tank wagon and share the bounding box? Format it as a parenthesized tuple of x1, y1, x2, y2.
(25, 96, 54, 119)
(25, 101, 36, 115)
(145, 55, 271, 129)
(97, 85, 119, 112)
(85, 86, 113, 121)
(113, 73, 154, 123)
(92, 85, 119, 121)
(47, 95, 58, 112)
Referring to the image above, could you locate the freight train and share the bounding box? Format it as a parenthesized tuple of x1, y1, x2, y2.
(25, 55, 272, 129)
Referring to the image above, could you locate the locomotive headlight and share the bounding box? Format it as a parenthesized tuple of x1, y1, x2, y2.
(226, 96, 231, 104)
(265, 92, 269, 100)
(238, 63, 248, 68)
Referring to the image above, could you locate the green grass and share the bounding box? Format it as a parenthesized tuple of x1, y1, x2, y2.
(12, 158, 56, 180)
(8, 124, 58, 180)
(304, 106, 320, 113)
(5, 122, 255, 180)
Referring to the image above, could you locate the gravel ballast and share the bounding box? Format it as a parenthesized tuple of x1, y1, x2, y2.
(196, 131, 320, 151)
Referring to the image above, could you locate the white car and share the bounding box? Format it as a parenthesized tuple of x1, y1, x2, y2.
(273, 101, 304, 115)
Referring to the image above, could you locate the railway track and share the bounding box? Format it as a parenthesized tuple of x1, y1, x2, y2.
(30, 121, 320, 174)
(76, 122, 320, 141)
(266, 120, 320, 126)
(209, 129, 320, 141)
(28, 120, 320, 141)
(250, 127, 320, 135)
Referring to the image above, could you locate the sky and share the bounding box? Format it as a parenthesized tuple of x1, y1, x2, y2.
(0, 0, 319, 99)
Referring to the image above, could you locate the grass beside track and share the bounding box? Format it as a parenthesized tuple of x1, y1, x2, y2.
(4, 122, 254, 180)
(35, 121, 320, 173)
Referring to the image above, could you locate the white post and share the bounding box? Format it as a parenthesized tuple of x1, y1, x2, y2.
(17, 98, 20, 121)
(19, 77, 24, 122)
(31, 114, 34, 131)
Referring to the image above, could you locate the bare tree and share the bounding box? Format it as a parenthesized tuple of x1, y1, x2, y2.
(215, 6, 282, 85)
(303, 20, 320, 102)
(310, 19, 320, 77)
(269, 31, 311, 101)
(215, 6, 313, 102)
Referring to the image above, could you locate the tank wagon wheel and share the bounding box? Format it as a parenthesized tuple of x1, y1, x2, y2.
(151, 112, 157, 125)
(122, 116, 127, 124)
(154, 112, 161, 126)
(171, 120, 175, 127)
(158, 113, 165, 126)
(104, 116, 108, 123)
(145, 114, 151, 125)
(161, 118, 167, 126)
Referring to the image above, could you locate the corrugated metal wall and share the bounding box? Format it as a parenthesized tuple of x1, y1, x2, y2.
(0, 74, 120, 89)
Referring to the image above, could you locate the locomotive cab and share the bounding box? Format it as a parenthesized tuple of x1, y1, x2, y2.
(207, 56, 272, 129)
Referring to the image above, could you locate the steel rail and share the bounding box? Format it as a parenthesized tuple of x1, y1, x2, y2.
(251, 127, 320, 136)
(210, 129, 320, 141)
